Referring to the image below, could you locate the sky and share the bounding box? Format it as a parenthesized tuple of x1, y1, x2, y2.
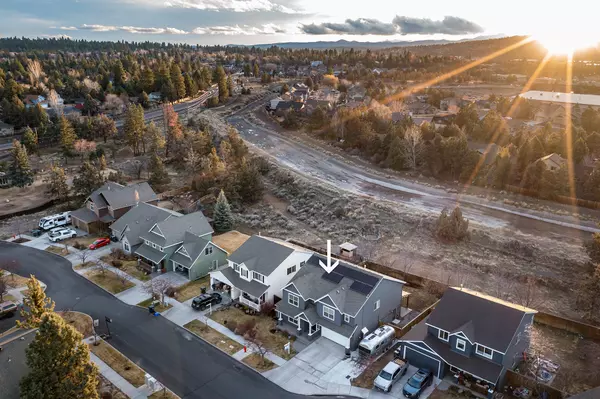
(0, 0, 596, 47)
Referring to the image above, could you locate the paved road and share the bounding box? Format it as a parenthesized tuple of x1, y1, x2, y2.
(226, 104, 600, 242)
(0, 242, 352, 399)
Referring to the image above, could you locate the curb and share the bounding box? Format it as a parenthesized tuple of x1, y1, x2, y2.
(57, 310, 94, 339)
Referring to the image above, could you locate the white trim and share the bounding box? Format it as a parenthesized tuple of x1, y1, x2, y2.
(475, 344, 494, 359)
(374, 300, 380, 311)
(315, 294, 341, 311)
(252, 271, 265, 283)
(449, 331, 474, 344)
(288, 293, 300, 307)
(438, 329, 449, 342)
(282, 284, 307, 301)
(176, 246, 192, 259)
(288, 316, 298, 325)
(344, 314, 350, 323)
(456, 338, 466, 352)
(173, 260, 191, 270)
(205, 245, 213, 255)
(404, 346, 442, 377)
(149, 224, 165, 237)
(322, 305, 335, 321)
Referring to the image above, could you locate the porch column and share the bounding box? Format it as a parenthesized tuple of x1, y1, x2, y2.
(297, 320, 302, 336)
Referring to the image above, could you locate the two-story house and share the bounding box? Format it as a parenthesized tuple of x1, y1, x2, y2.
(276, 255, 405, 352)
(209, 236, 313, 311)
(131, 211, 227, 280)
(70, 181, 158, 233)
(399, 287, 537, 390)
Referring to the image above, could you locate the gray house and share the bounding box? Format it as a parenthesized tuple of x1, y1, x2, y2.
(399, 288, 537, 390)
(276, 254, 405, 352)
(111, 207, 227, 281)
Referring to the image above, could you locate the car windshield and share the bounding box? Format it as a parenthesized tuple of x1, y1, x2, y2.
(408, 375, 424, 389)
(379, 370, 393, 380)
(93, 240, 101, 244)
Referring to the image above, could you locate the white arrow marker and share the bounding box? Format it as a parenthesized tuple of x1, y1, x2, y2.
(319, 240, 339, 274)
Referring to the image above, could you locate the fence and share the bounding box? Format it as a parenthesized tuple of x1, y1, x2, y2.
(534, 311, 600, 340)
(387, 300, 438, 338)
(504, 370, 565, 399)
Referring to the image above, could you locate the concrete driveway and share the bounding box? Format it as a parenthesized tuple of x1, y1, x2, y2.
(381, 365, 438, 399)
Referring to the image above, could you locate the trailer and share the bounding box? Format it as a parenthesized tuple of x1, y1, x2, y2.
(358, 325, 396, 357)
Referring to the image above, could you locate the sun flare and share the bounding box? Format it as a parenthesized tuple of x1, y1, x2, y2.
(535, 31, 597, 56)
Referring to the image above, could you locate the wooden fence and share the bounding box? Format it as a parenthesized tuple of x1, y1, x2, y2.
(535, 311, 600, 340)
(388, 300, 438, 338)
(504, 370, 565, 399)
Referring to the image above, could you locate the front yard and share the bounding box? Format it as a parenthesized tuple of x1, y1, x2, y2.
(45, 245, 69, 256)
(74, 261, 95, 270)
(88, 340, 146, 388)
(0, 270, 30, 289)
(175, 276, 210, 303)
(63, 235, 101, 248)
(137, 298, 173, 313)
(210, 307, 296, 360)
(84, 269, 135, 294)
(100, 255, 151, 281)
(242, 353, 277, 372)
(184, 319, 243, 355)
(58, 311, 93, 338)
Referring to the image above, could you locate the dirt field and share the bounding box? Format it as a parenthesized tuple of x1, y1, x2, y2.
(212, 230, 250, 254)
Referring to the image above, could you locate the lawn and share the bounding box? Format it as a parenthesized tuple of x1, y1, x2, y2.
(45, 245, 69, 256)
(210, 307, 296, 360)
(175, 276, 210, 303)
(184, 319, 243, 355)
(62, 235, 101, 248)
(1, 294, 17, 302)
(212, 231, 250, 254)
(137, 298, 173, 313)
(148, 389, 179, 399)
(88, 340, 146, 388)
(74, 261, 95, 270)
(0, 270, 30, 289)
(242, 353, 277, 372)
(100, 256, 151, 282)
(84, 269, 135, 294)
(58, 311, 93, 338)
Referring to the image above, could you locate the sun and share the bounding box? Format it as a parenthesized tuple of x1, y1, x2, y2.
(534, 31, 597, 56)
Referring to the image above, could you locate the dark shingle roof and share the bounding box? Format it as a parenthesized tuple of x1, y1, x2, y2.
(110, 202, 178, 247)
(70, 207, 100, 223)
(219, 266, 270, 298)
(139, 212, 213, 248)
(427, 288, 535, 352)
(228, 236, 294, 275)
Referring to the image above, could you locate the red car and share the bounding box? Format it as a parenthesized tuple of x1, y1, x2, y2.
(89, 237, 110, 250)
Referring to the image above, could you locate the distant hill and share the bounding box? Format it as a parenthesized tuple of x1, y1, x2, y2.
(234, 35, 506, 50)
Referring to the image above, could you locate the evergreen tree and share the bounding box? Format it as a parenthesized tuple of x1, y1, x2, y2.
(124, 104, 145, 155)
(243, 64, 251, 77)
(162, 104, 182, 157)
(113, 60, 126, 87)
(216, 66, 228, 102)
(140, 91, 150, 109)
(385, 136, 406, 170)
(98, 154, 107, 170)
(253, 63, 260, 78)
(214, 189, 233, 232)
(21, 127, 38, 154)
(227, 75, 233, 96)
(233, 159, 264, 204)
(20, 313, 99, 399)
(436, 206, 469, 242)
(9, 139, 34, 187)
(521, 160, 546, 192)
(170, 64, 186, 100)
(148, 153, 170, 188)
(145, 122, 165, 154)
(72, 161, 104, 197)
(45, 165, 70, 203)
(17, 276, 55, 329)
(141, 67, 155, 93)
(59, 115, 77, 159)
(184, 75, 197, 98)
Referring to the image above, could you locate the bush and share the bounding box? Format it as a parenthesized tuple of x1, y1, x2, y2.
(165, 286, 176, 297)
(111, 260, 123, 268)
(73, 241, 86, 250)
(227, 320, 238, 333)
(110, 248, 126, 260)
(436, 206, 469, 242)
(260, 301, 275, 316)
(236, 319, 257, 336)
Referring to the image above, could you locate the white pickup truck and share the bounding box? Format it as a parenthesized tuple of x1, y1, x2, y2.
(374, 358, 409, 393)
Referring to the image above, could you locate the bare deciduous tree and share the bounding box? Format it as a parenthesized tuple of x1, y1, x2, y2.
(184, 147, 202, 176)
(402, 126, 423, 171)
(513, 276, 540, 309)
(244, 329, 272, 367)
(2, 260, 21, 284)
(83, 78, 100, 92)
(77, 248, 91, 268)
(95, 260, 109, 276)
(142, 278, 172, 306)
(105, 94, 125, 116)
(114, 269, 132, 288)
(27, 59, 44, 86)
(47, 89, 63, 115)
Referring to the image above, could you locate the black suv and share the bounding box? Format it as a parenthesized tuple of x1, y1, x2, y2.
(191, 293, 222, 310)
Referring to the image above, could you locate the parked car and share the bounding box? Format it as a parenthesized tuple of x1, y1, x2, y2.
(191, 293, 222, 310)
(49, 228, 77, 242)
(0, 301, 18, 318)
(50, 227, 69, 235)
(89, 237, 111, 250)
(402, 369, 433, 398)
(31, 229, 43, 237)
(374, 358, 409, 392)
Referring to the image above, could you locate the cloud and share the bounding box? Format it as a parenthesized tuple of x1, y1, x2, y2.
(193, 23, 286, 35)
(41, 34, 72, 39)
(301, 15, 483, 36)
(392, 16, 484, 35)
(164, 0, 297, 13)
(61, 24, 189, 34)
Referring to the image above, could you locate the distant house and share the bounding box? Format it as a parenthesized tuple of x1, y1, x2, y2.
(149, 92, 162, 103)
(24, 94, 47, 109)
(391, 111, 411, 123)
(538, 153, 566, 170)
(0, 171, 12, 188)
(399, 287, 536, 391)
(70, 181, 158, 233)
(311, 60, 323, 68)
(0, 121, 15, 137)
(469, 142, 500, 166)
(304, 99, 332, 114)
(210, 236, 313, 311)
(275, 101, 304, 116)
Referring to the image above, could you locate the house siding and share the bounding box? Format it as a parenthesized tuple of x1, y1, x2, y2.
(449, 334, 473, 356)
(502, 313, 534, 369)
(316, 301, 342, 326)
(263, 251, 311, 303)
(282, 288, 306, 310)
(187, 244, 227, 281)
(402, 342, 447, 378)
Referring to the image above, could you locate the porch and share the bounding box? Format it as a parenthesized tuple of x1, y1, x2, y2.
(210, 267, 269, 312)
(135, 244, 167, 273)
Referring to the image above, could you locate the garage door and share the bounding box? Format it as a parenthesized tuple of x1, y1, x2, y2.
(404, 346, 442, 378)
(321, 327, 350, 348)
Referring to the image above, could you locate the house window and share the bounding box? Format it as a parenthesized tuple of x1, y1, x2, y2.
(288, 293, 299, 307)
(374, 300, 380, 311)
(252, 271, 265, 283)
(152, 243, 156, 249)
(88, 202, 95, 211)
(123, 242, 130, 253)
(240, 268, 249, 278)
(476, 344, 493, 359)
(145, 240, 150, 246)
(233, 263, 240, 272)
(322, 305, 335, 321)
(456, 339, 466, 352)
(211, 260, 218, 270)
(300, 261, 306, 268)
(344, 314, 350, 323)
(288, 316, 298, 325)
(287, 265, 297, 275)
(205, 246, 213, 255)
(157, 246, 163, 252)
(438, 330, 449, 342)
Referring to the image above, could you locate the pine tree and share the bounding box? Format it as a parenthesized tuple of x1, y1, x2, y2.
(148, 153, 170, 188)
(98, 154, 107, 170)
(141, 67, 155, 93)
(113, 60, 126, 87)
(162, 104, 182, 157)
(170, 64, 186, 100)
(17, 276, 55, 329)
(184, 75, 197, 98)
(9, 139, 34, 187)
(140, 91, 150, 109)
(45, 165, 70, 203)
(72, 161, 104, 197)
(214, 189, 233, 232)
(124, 104, 144, 155)
(20, 313, 99, 399)
(21, 127, 38, 154)
(145, 122, 165, 154)
(253, 63, 260, 78)
(234, 159, 264, 204)
(216, 66, 228, 102)
(59, 115, 77, 159)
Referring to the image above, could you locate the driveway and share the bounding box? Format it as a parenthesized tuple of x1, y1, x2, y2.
(0, 242, 356, 399)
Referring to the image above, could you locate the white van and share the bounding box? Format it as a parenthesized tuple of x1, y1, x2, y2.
(358, 325, 396, 357)
(39, 212, 71, 230)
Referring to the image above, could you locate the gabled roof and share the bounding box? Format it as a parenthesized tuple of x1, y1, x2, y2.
(228, 235, 295, 276)
(88, 181, 157, 210)
(110, 202, 178, 247)
(427, 288, 536, 352)
(139, 211, 213, 247)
